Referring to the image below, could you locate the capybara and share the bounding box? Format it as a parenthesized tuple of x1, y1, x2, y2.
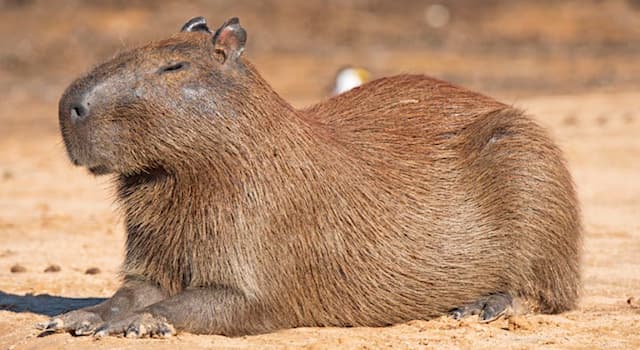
(41, 16, 581, 338)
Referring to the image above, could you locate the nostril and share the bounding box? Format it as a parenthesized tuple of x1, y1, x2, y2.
(70, 104, 88, 122)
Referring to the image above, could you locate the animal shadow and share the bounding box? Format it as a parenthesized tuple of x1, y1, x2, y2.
(0, 290, 104, 317)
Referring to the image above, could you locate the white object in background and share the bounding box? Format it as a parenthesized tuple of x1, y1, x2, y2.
(333, 67, 371, 95)
(425, 4, 450, 28)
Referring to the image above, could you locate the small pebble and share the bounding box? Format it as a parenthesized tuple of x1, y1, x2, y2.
(562, 114, 578, 126)
(10, 264, 27, 273)
(595, 115, 608, 126)
(44, 264, 61, 273)
(85, 267, 101, 275)
(627, 296, 639, 308)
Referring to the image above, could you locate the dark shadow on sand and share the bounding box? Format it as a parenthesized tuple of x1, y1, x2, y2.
(0, 291, 105, 317)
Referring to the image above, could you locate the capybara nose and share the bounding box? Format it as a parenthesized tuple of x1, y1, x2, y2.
(69, 102, 89, 123)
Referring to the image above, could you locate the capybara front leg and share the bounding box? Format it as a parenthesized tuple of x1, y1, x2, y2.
(92, 286, 268, 338)
(36, 278, 166, 336)
(449, 292, 513, 322)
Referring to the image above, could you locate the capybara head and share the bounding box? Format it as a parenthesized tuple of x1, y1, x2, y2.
(58, 17, 254, 176)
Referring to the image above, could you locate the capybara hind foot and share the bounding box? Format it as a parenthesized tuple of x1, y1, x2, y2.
(450, 292, 513, 322)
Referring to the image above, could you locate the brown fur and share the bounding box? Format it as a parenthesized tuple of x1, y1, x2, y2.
(55, 20, 581, 336)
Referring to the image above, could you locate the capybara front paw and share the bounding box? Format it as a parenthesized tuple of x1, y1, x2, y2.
(449, 292, 513, 322)
(93, 312, 175, 339)
(36, 309, 104, 336)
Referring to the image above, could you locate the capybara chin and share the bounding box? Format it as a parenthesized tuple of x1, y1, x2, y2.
(42, 16, 581, 338)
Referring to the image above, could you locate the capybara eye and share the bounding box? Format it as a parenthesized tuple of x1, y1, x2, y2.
(157, 62, 190, 74)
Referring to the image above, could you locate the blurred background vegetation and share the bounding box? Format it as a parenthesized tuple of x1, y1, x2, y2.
(1, 0, 639, 133)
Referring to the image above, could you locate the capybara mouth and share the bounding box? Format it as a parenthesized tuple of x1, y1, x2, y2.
(120, 166, 170, 187)
(88, 165, 111, 175)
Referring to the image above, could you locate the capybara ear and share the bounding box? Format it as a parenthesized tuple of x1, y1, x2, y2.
(212, 17, 247, 64)
(181, 16, 212, 34)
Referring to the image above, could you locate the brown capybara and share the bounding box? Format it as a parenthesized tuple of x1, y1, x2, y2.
(40, 16, 581, 338)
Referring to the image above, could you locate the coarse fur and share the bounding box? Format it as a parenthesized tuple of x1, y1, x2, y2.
(50, 17, 581, 337)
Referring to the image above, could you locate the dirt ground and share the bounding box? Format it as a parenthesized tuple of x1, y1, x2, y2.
(1, 1, 639, 349)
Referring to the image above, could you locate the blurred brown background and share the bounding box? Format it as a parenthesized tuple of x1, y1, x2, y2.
(2, 0, 640, 132)
(1, 1, 639, 349)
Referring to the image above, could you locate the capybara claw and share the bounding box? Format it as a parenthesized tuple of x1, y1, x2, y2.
(73, 321, 98, 336)
(35, 317, 63, 332)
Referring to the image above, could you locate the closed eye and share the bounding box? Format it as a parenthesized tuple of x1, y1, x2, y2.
(157, 62, 190, 74)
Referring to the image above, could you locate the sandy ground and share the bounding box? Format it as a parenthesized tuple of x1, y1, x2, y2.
(1, 1, 640, 349)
